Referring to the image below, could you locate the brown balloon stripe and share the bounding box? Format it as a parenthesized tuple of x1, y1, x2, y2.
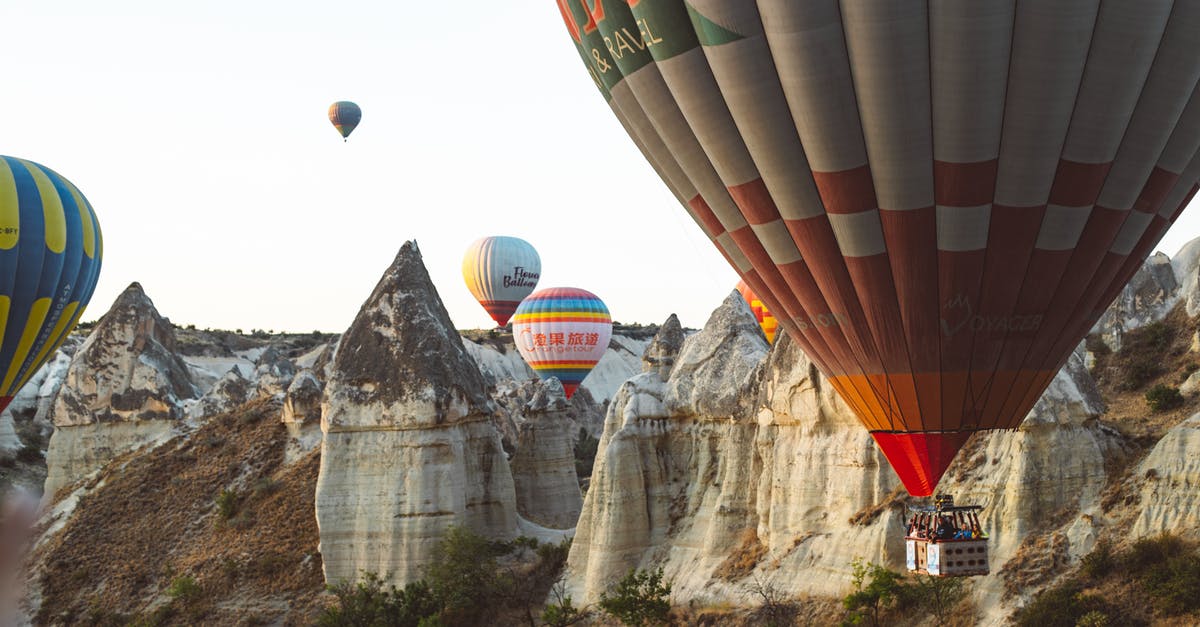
(933, 160, 998, 207)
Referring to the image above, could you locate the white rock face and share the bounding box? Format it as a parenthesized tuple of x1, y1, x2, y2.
(563, 292, 1121, 624)
(43, 283, 197, 500)
(316, 242, 518, 586)
(187, 367, 251, 420)
(509, 379, 583, 529)
(1172, 236, 1200, 318)
(1132, 413, 1200, 537)
(1092, 252, 1179, 351)
(282, 369, 323, 465)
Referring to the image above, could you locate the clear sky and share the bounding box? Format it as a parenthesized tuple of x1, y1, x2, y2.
(2, 1, 1197, 333)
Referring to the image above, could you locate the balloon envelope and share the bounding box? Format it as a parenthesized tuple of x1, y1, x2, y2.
(512, 287, 612, 399)
(328, 101, 362, 139)
(557, 0, 1200, 495)
(735, 280, 777, 344)
(0, 156, 103, 412)
(462, 236, 541, 327)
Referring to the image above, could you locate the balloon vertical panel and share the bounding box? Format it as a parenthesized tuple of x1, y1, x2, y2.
(0, 157, 102, 411)
(556, 1, 1200, 496)
(462, 236, 541, 327)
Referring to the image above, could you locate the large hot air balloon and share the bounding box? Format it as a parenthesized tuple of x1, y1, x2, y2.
(328, 101, 361, 141)
(736, 279, 777, 344)
(557, 1, 1200, 496)
(0, 156, 103, 413)
(512, 287, 612, 399)
(462, 236, 541, 327)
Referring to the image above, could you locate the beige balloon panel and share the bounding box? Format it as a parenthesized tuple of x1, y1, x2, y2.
(558, 0, 1200, 439)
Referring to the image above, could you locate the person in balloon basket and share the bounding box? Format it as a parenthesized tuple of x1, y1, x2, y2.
(935, 516, 955, 541)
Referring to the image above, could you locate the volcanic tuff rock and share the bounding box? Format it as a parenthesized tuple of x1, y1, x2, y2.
(282, 369, 323, 465)
(43, 283, 197, 499)
(1093, 252, 1179, 351)
(509, 378, 583, 529)
(563, 287, 1122, 624)
(1132, 412, 1200, 537)
(1174, 236, 1200, 318)
(641, 314, 684, 379)
(253, 346, 297, 399)
(315, 241, 518, 586)
(187, 367, 252, 419)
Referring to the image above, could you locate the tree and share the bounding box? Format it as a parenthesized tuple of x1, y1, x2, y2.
(599, 568, 672, 626)
(902, 573, 967, 622)
(316, 572, 442, 627)
(842, 559, 905, 627)
(423, 526, 509, 625)
(541, 582, 590, 627)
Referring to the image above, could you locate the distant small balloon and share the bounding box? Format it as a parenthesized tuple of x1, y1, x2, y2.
(462, 236, 541, 327)
(512, 287, 612, 400)
(0, 156, 103, 414)
(328, 101, 362, 141)
(736, 280, 777, 344)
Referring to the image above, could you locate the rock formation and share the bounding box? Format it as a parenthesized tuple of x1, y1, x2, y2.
(1132, 412, 1200, 537)
(281, 369, 323, 465)
(315, 242, 518, 586)
(641, 314, 684, 379)
(563, 289, 1122, 624)
(187, 367, 251, 419)
(509, 378, 584, 529)
(253, 346, 297, 399)
(43, 283, 197, 500)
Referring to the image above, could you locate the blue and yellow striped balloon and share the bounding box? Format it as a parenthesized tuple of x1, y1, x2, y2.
(0, 156, 102, 412)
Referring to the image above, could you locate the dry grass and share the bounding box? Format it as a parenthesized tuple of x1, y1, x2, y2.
(714, 527, 767, 581)
(30, 398, 326, 625)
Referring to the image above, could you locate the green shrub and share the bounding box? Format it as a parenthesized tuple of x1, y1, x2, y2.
(317, 572, 442, 627)
(599, 568, 672, 626)
(1124, 358, 1163, 391)
(1012, 583, 1109, 627)
(167, 575, 201, 603)
(214, 488, 239, 522)
(1076, 610, 1110, 627)
(1081, 540, 1115, 580)
(1145, 385, 1185, 411)
(1142, 552, 1200, 615)
(1129, 533, 1188, 573)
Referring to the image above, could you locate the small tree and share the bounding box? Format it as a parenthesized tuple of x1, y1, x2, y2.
(542, 582, 590, 627)
(599, 568, 672, 626)
(317, 572, 442, 627)
(902, 573, 966, 622)
(842, 559, 905, 627)
(424, 526, 508, 625)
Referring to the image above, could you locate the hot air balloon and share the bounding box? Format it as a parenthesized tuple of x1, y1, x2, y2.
(462, 236, 541, 327)
(557, 1, 1200, 497)
(328, 101, 361, 141)
(512, 287, 612, 399)
(736, 279, 777, 344)
(0, 156, 103, 413)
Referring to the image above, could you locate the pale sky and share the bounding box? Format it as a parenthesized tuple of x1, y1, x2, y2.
(2, 1, 1197, 333)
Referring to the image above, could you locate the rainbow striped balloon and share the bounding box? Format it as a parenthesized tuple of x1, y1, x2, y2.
(512, 287, 612, 399)
(735, 280, 777, 344)
(0, 156, 103, 413)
